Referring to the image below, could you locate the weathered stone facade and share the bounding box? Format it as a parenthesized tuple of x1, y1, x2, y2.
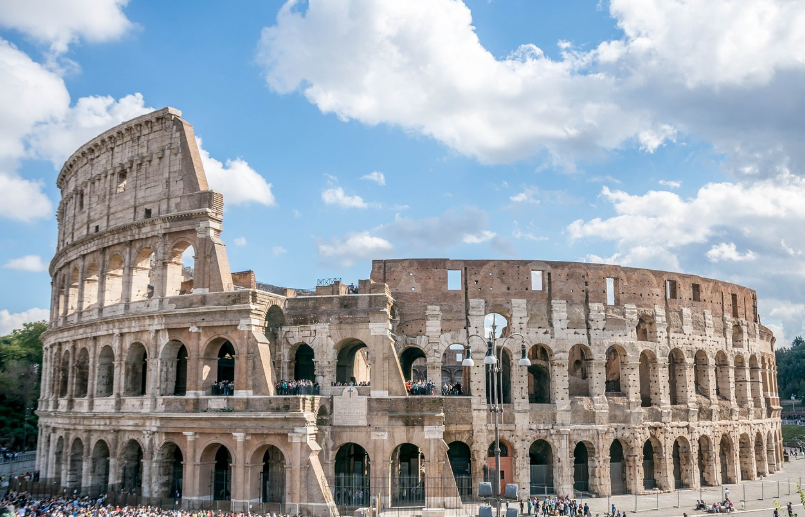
(37, 108, 783, 513)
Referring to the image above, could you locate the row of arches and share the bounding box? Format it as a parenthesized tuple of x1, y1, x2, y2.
(55, 241, 196, 318)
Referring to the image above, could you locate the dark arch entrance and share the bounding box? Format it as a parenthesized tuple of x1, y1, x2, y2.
(643, 440, 656, 489)
(213, 446, 232, 501)
(486, 349, 512, 404)
(154, 443, 183, 498)
(335, 443, 370, 508)
(121, 440, 143, 494)
(400, 347, 427, 382)
(391, 443, 425, 507)
(529, 440, 553, 495)
(262, 446, 286, 503)
(527, 345, 551, 404)
(610, 440, 626, 495)
(294, 344, 315, 381)
(336, 340, 369, 385)
(447, 441, 472, 500)
(719, 435, 733, 484)
(573, 442, 590, 493)
(217, 342, 235, 384)
(175, 345, 188, 396)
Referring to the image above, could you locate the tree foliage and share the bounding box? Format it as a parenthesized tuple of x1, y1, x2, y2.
(0, 321, 46, 450)
(776, 336, 805, 401)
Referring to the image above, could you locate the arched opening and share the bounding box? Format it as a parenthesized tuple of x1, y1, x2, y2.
(130, 247, 156, 301)
(754, 432, 766, 478)
(527, 344, 551, 404)
(260, 446, 286, 504)
(59, 351, 70, 398)
(610, 440, 626, 494)
(53, 437, 64, 484)
(154, 442, 183, 499)
(124, 343, 148, 396)
(732, 324, 744, 347)
(104, 254, 124, 306)
(447, 441, 472, 500)
(734, 355, 749, 407)
(738, 433, 753, 481)
(605, 346, 624, 394)
(698, 436, 715, 486)
(212, 446, 232, 501)
(643, 440, 657, 489)
(715, 351, 730, 400)
(766, 431, 777, 473)
(573, 442, 590, 493)
(264, 305, 285, 345)
(636, 316, 656, 341)
(74, 348, 89, 398)
(160, 341, 188, 396)
(749, 355, 763, 408)
(484, 313, 508, 339)
(217, 341, 236, 393)
(391, 443, 425, 507)
(82, 261, 99, 310)
(90, 440, 110, 495)
(441, 344, 467, 395)
(166, 242, 195, 296)
(334, 443, 370, 508)
(120, 440, 143, 494)
(639, 351, 659, 407)
(568, 344, 592, 397)
(719, 435, 734, 484)
(673, 437, 693, 488)
(56, 276, 66, 317)
(293, 343, 315, 381)
(486, 348, 512, 404)
(336, 340, 370, 385)
(694, 350, 710, 399)
(529, 439, 554, 496)
(67, 438, 84, 488)
(67, 266, 79, 315)
(400, 347, 427, 382)
(487, 440, 513, 496)
(96, 346, 115, 397)
(668, 349, 687, 405)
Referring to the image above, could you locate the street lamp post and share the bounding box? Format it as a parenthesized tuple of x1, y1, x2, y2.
(466, 317, 530, 517)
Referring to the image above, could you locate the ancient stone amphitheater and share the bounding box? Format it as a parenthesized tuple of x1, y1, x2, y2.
(36, 108, 782, 513)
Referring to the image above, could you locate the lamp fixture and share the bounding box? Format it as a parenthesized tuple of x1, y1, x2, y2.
(461, 344, 475, 367)
(483, 340, 497, 365)
(519, 344, 530, 366)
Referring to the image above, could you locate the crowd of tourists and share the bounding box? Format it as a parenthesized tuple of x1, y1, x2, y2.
(404, 380, 466, 396)
(0, 449, 29, 463)
(694, 499, 735, 513)
(210, 380, 234, 396)
(274, 379, 319, 395)
(331, 381, 369, 387)
(513, 495, 591, 517)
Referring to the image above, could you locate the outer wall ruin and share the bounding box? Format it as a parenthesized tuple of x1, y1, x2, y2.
(37, 108, 783, 513)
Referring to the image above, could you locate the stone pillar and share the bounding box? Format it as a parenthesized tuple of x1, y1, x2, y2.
(121, 241, 133, 306)
(81, 432, 92, 491)
(108, 431, 119, 486)
(185, 329, 202, 395)
(426, 360, 442, 386)
(316, 359, 336, 395)
(552, 359, 570, 425)
(87, 337, 97, 409)
(66, 341, 76, 410)
(231, 433, 247, 510)
(76, 257, 86, 320)
(141, 432, 154, 497)
(182, 432, 198, 500)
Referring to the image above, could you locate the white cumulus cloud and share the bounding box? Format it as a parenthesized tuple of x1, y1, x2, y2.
(321, 187, 368, 208)
(0, 307, 49, 335)
(196, 137, 275, 207)
(361, 171, 385, 185)
(706, 242, 757, 263)
(3, 254, 48, 272)
(233, 237, 247, 246)
(659, 180, 682, 189)
(317, 231, 393, 267)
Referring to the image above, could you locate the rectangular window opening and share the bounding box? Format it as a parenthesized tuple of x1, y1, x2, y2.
(606, 278, 615, 305)
(692, 283, 701, 302)
(116, 171, 127, 193)
(447, 269, 462, 290)
(531, 270, 543, 291)
(731, 293, 739, 318)
(666, 280, 677, 300)
(144, 208, 152, 219)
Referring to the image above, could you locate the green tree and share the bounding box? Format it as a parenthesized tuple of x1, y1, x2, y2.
(0, 321, 46, 451)
(776, 336, 805, 402)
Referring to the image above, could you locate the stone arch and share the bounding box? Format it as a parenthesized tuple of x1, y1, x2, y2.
(264, 304, 285, 343)
(572, 441, 592, 493)
(334, 442, 371, 508)
(766, 431, 776, 473)
(668, 348, 687, 405)
(59, 349, 70, 398)
(96, 345, 115, 397)
(399, 346, 427, 382)
(527, 344, 552, 404)
(292, 343, 316, 381)
(487, 438, 515, 495)
(441, 344, 468, 394)
(719, 434, 736, 484)
(160, 340, 188, 396)
(609, 439, 627, 495)
(484, 312, 508, 339)
(201, 337, 237, 392)
(715, 351, 730, 400)
(82, 261, 99, 310)
(391, 443, 425, 506)
(447, 441, 472, 499)
(153, 442, 183, 498)
(67, 266, 80, 315)
(672, 437, 694, 488)
(248, 444, 286, 504)
(749, 355, 763, 407)
(56, 274, 66, 317)
(486, 348, 512, 404)
(53, 436, 64, 484)
(636, 315, 657, 342)
(124, 342, 148, 396)
(754, 432, 766, 478)
(90, 439, 111, 493)
(694, 350, 710, 399)
(66, 437, 84, 488)
(698, 435, 716, 486)
(529, 439, 555, 496)
(166, 240, 195, 296)
(732, 324, 744, 347)
(738, 433, 753, 481)
(120, 438, 144, 493)
(568, 344, 592, 397)
(199, 443, 231, 501)
(642, 437, 663, 490)
(734, 355, 749, 407)
(130, 246, 156, 301)
(605, 345, 626, 394)
(104, 253, 124, 306)
(639, 350, 660, 407)
(74, 347, 90, 398)
(335, 338, 370, 385)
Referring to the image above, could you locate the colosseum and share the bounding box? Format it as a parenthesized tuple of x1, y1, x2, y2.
(36, 108, 783, 513)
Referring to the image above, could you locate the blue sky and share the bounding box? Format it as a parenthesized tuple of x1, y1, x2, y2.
(1, 0, 804, 343)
